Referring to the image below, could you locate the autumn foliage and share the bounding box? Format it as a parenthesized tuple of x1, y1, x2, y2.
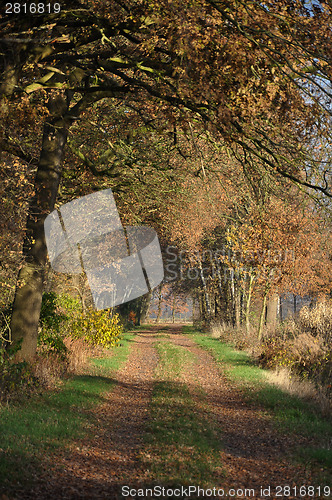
(0, 0, 332, 366)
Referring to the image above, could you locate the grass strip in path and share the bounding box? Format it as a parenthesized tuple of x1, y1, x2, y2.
(141, 340, 224, 488)
(0, 331, 134, 497)
(186, 327, 332, 484)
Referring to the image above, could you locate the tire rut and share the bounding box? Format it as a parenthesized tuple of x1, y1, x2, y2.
(19, 331, 159, 500)
(9, 326, 325, 500)
(168, 328, 316, 499)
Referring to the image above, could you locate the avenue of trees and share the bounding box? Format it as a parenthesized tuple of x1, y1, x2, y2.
(1, 0, 332, 360)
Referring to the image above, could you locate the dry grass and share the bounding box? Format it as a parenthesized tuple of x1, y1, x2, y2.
(32, 351, 68, 388)
(291, 332, 326, 361)
(210, 322, 260, 351)
(210, 323, 224, 338)
(32, 337, 103, 389)
(63, 336, 96, 374)
(265, 367, 332, 418)
(299, 301, 332, 344)
(210, 301, 332, 417)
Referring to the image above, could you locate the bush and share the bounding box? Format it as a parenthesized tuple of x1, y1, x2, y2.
(210, 322, 259, 351)
(32, 351, 68, 388)
(128, 310, 136, 326)
(0, 341, 38, 401)
(70, 309, 123, 348)
(63, 337, 96, 374)
(40, 292, 81, 332)
(259, 332, 332, 388)
(38, 292, 83, 361)
(37, 329, 68, 361)
(298, 301, 332, 345)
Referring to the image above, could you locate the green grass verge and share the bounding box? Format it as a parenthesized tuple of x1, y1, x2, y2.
(184, 327, 332, 473)
(142, 341, 224, 486)
(126, 323, 156, 331)
(0, 331, 134, 494)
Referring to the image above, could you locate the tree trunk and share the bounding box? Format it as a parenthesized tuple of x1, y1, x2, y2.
(240, 290, 244, 324)
(258, 287, 269, 342)
(199, 291, 207, 323)
(0, 41, 23, 108)
(192, 296, 196, 323)
(139, 290, 152, 325)
(234, 283, 241, 330)
(71, 273, 87, 314)
(197, 256, 211, 323)
(192, 293, 201, 324)
(266, 293, 279, 332)
(245, 272, 255, 335)
(214, 262, 230, 325)
(10, 95, 70, 361)
(155, 285, 163, 324)
(229, 268, 235, 326)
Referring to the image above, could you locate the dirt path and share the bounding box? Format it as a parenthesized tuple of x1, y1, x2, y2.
(14, 325, 327, 499)
(169, 329, 314, 498)
(23, 329, 159, 500)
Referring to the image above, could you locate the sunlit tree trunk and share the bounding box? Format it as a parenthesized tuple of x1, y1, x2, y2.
(258, 285, 270, 342)
(266, 293, 279, 332)
(198, 256, 211, 323)
(234, 282, 241, 329)
(214, 261, 231, 325)
(245, 272, 255, 335)
(139, 290, 152, 325)
(71, 274, 88, 314)
(155, 284, 163, 324)
(172, 293, 176, 323)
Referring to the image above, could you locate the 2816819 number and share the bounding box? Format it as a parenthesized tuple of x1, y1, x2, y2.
(275, 485, 331, 497)
(5, 3, 61, 14)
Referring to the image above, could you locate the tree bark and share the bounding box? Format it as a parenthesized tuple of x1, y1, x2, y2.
(198, 291, 206, 323)
(138, 290, 152, 325)
(10, 95, 70, 361)
(245, 272, 255, 335)
(234, 282, 241, 330)
(71, 274, 88, 314)
(229, 268, 235, 326)
(172, 293, 176, 323)
(214, 262, 231, 325)
(258, 286, 269, 342)
(192, 294, 201, 324)
(197, 256, 211, 323)
(266, 292, 279, 332)
(155, 284, 163, 324)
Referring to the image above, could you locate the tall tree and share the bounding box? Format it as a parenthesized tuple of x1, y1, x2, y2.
(1, 0, 332, 359)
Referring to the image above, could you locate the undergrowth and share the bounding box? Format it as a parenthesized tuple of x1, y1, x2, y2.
(209, 301, 332, 397)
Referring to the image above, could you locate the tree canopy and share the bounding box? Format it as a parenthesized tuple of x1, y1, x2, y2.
(1, 0, 332, 359)
(1, 0, 332, 193)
